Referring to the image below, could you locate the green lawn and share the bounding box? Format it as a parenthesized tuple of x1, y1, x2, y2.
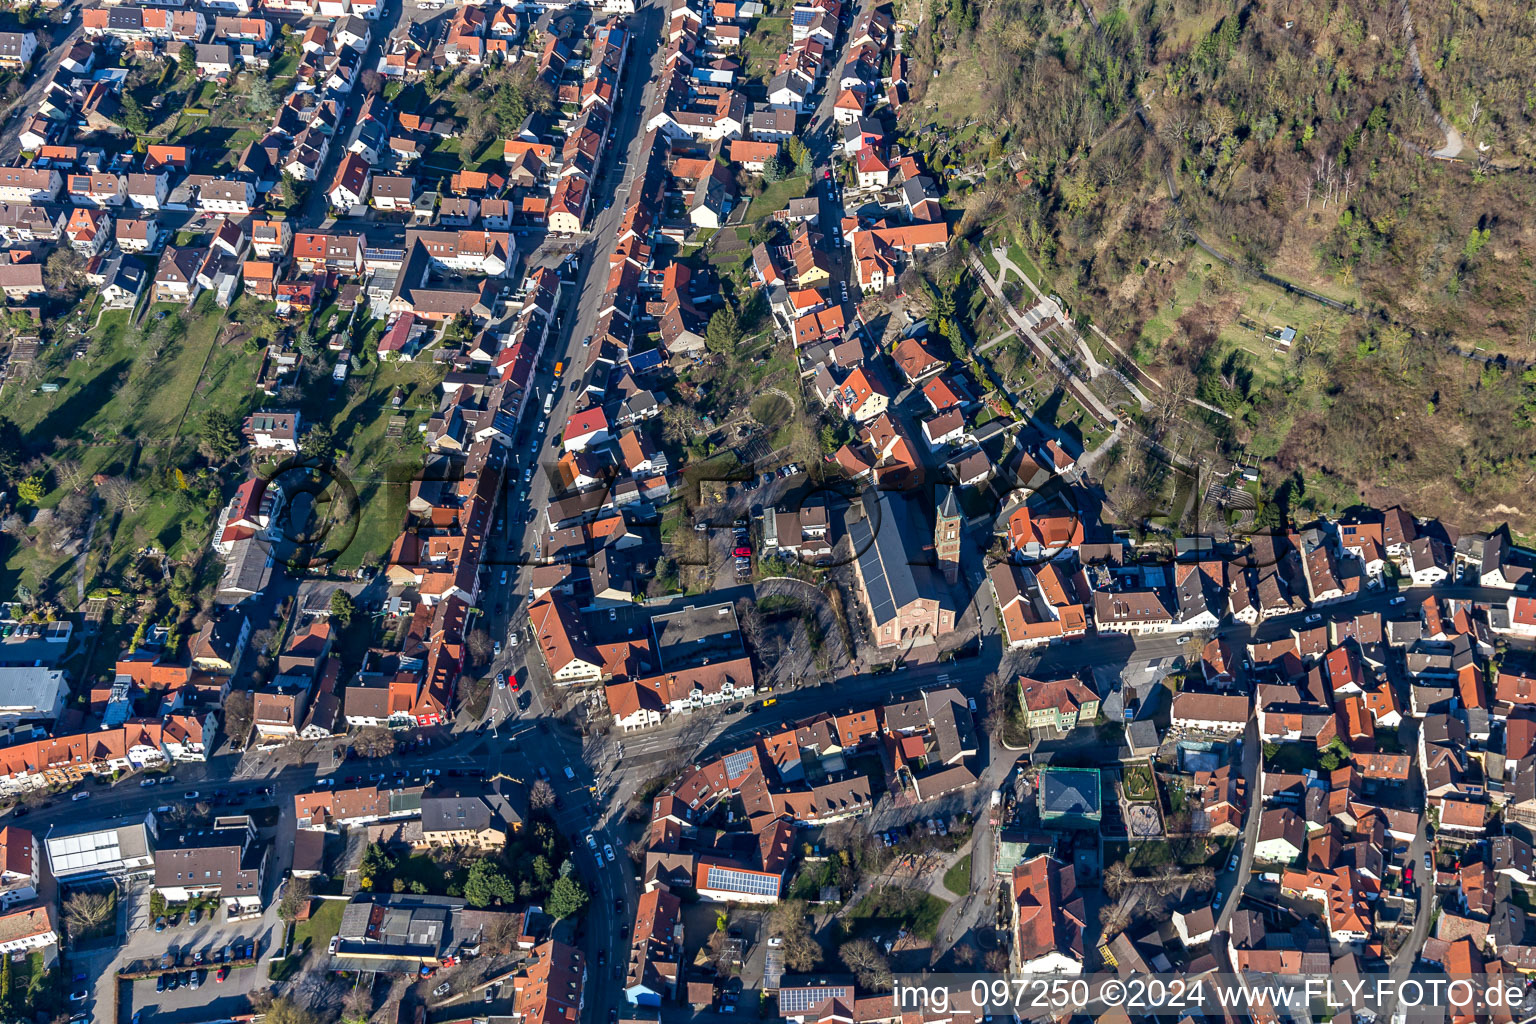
(1005, 243, 1046, 289)
(293, 897, 346, 954)
(845, 886, 948, 943)
(942, 854, 972, 897)
(740, 16, 791, 87)
(745, 176, 809, 223)
(1, 291, 433, 596)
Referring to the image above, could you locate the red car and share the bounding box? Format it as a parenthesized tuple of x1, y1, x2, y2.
(733, 546, 751, 557)
(509, 676, 521, 692)
(215, 967, 227, 984)
(1404, 863, 1414, 884)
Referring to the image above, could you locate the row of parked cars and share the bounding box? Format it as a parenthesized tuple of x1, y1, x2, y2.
(155, 967, 227, 992)
(733, 519, 752, 581)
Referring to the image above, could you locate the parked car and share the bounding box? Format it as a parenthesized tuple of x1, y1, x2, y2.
(155, 916, 166, 932)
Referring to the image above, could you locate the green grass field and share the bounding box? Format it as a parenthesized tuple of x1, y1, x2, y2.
(745, 176, 809, 223)
(293, 898, 346, 955)
(0, 293, 436, 595)
(845, 886, 948, 943)
(942, 854, 972, 897)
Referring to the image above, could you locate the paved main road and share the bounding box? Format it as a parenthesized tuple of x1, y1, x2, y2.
(0, 5, 86, 164)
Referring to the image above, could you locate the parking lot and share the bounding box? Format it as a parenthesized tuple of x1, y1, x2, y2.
(120, 961, 263, 1024)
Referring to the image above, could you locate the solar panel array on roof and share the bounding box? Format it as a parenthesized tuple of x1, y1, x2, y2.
(722, 749, 754, 779)
(705, 865, 779, 898)
(780, 984, 851, 1014)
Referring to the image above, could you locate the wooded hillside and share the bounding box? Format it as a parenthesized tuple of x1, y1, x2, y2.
(902, 0, 1536, 533)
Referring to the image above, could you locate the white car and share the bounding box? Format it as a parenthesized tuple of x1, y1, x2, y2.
(72, 791, 90, 801)
(586, 834, 597, 851)
(139, 779, 156, 788)
(603, 844, 615, 863)
(493, 641, 502, 656)
(508, 633, 519, 647)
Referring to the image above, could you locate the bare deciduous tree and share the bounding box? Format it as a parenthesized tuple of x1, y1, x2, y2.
(838, 939, 893, 990)
(224, 691, 254, 747)
(352, 727, 397, 759)
(62, 890, 115, 938)
(99, 476, 148, 514)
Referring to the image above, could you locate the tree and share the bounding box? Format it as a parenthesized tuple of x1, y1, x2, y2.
(117, 93, 151, 134)
(99, 476, 148, 514)
(546, 875, 588, 919)
(981, 670, 1009, 741)
(200, 410, 243, 461)
(265, 997, 320, 1024)
(294, 328, 320, 361)
(1099, 899, 1132, 939)
(359, 843, 394, 891)
(838, 939, 893, 990)
(705, 305, 742, 354)
(62, 890, 115, 939)
(465, 860, 517, 908)
(15, 472, 44, 505)
(329, 590, 355, 627)
(341, 984, 374, 1024)
(277, 876, 312, 922)
(0, 417, 21, 480)
(224, 690, 254, 745)
(529, 779, 555, 810)
(246, 74, 275, 114)
(768, 900, 820, 971)
(1103, 860, 1133, 899)
(467, 628, 494, 666)
(44, 247, 84, 296)
(352, 726, 396, 759)
(300, 424, 337, 462)
(178, 43, 197, 79)
(278, 171, 305, 209)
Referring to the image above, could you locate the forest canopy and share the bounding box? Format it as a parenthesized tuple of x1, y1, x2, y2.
(900, 0, 1536, 532)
